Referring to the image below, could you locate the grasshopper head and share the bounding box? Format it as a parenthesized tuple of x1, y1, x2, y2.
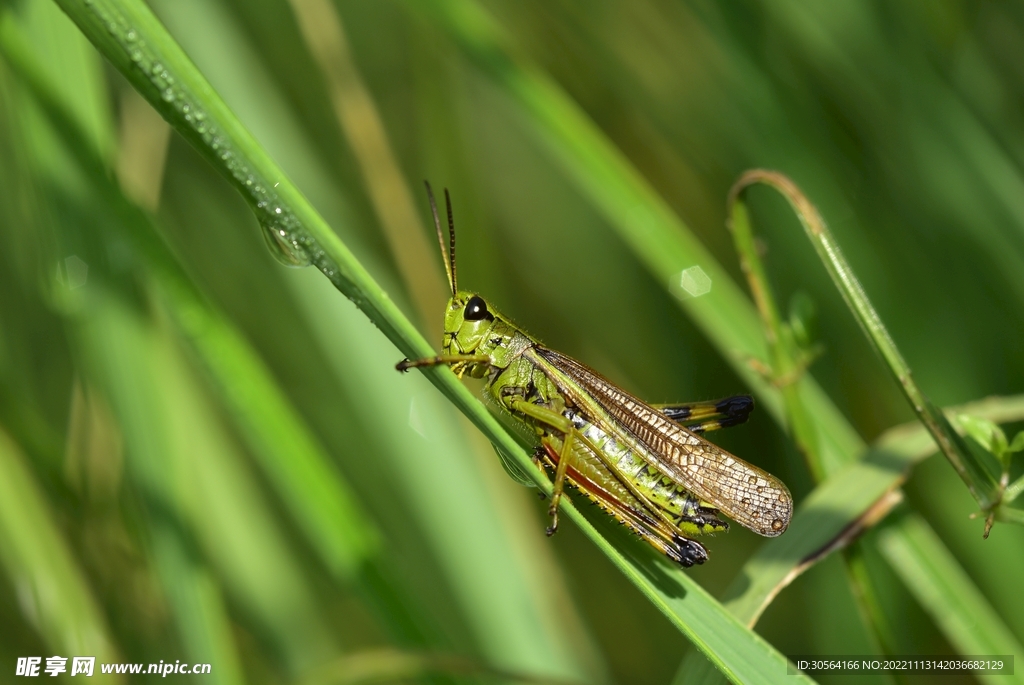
(442, 291, 499, 356)
(425, 183, 511, 377)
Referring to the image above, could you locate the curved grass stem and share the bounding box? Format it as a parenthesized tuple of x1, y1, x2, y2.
(728, 176, 894, 663)
(729, 170, 1001, 519)
(727, 194, 824, 480)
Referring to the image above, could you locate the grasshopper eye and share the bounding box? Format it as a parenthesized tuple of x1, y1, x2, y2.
(464, 295, 490, 321)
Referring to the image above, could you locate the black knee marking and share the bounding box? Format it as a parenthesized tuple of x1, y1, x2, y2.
(716, 395, 754, 421)
(667, 536, 709, 567)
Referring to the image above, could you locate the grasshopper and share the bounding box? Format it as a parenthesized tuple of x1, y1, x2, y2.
(397, 184, 791, 566)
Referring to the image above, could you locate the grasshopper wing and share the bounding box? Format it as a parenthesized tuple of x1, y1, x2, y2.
(534, 347, 792, 537)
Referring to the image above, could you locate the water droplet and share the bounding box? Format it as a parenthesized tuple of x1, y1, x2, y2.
(259, 217, 311, 267)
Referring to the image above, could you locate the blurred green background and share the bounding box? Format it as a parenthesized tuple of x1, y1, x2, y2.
(1, 0, 1023, 683)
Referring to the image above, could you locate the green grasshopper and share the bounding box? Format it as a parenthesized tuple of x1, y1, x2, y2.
(397, 184, 792, 566)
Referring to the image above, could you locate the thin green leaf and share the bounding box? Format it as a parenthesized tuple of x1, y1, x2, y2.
(73, 292, 340, 672)
(2, 2, 378, 589)
(149, 527, 246, 685)
(957, 414, 1006, 458)
(1009, 432, 1024, 454)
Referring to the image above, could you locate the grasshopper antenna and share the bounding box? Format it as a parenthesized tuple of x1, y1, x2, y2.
(424, 181, 455, 297)
(444, 188, 458, 295)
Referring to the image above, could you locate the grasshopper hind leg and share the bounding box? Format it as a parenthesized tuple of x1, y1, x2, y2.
(508, 396, 710, 566)
(591, 482, 709, 567)
(656, 394, 754, 433)
(537, 443, 709, 567)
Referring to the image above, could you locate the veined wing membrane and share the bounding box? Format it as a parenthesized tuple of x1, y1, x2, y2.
(533, 347, 792, 537)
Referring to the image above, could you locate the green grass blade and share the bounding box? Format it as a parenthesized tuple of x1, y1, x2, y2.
(51, 0, 414, 350)
(74, 292, 339, 673)
(149, 526, 246, 685)
(0, 21, 434, 660)
(875, 510, 1024, 685)
(1, 9, 379, 586)
(0, 426, 119, 662)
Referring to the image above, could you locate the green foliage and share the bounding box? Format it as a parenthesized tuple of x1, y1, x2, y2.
(958, 414, 1024, 469)
(1, 1, 1024, 684)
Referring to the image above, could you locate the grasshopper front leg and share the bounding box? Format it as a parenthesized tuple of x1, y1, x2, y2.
(396, 354, 491, 372)
(503, 398, 582, 536)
